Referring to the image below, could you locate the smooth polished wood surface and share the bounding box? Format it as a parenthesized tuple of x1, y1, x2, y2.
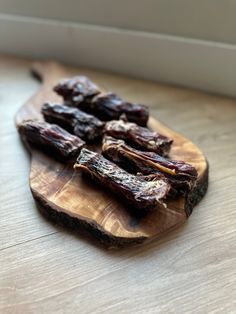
(15, 61, 208, 247)
(0, 56, 235, 313)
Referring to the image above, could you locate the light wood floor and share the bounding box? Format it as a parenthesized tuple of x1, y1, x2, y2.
(0, 55, 235, 314)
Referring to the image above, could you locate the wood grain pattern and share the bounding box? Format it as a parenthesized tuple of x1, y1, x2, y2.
(1, 56, 235, 314)
(15, 61, 208, 247)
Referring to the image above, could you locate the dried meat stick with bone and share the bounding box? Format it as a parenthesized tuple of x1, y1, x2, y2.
(102, 136, 197, 196)
(74, 148, 170, 211)
(105, 118, 173, 156)
(18, 120, 85, 161)
(42, 103, 104, 142)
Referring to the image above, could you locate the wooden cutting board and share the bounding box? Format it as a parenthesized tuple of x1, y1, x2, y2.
(15, 61, 208, 248)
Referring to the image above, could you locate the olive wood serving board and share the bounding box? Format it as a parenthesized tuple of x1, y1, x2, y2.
(15, 62, 208, 248)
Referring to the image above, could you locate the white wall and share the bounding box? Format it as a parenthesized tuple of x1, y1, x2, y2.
(0, 1, 236, 97)
(0, 0, 236, 44)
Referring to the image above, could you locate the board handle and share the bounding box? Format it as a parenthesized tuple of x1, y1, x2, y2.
(31, 61, 69, 85)
(15, 61, 69, 125)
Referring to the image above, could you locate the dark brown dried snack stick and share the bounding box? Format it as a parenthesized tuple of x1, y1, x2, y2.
(54, 75, 149, 126)
(42, 103, 104, 142)
(102, 136, 197, 196)
(18, 120, 85, 161)
(105, 119, 173, 156)
(54, 76, 100, 104)
(79, 92, 149, 126)
(74, 148, 170, 211)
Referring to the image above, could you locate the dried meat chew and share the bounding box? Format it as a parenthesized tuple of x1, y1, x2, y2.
(105, 119, 173, 156)
(54, 76, 100, 105)
(74, 148, 170, 211)
(54, 76, 149, 126)
(18, 120, 85, 161)
(42, 103, 104, 142)
(82, 92, 149, 126)
(102, 136, 197, 196)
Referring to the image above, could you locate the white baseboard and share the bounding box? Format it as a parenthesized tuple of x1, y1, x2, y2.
(1, 13, 236, 97)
